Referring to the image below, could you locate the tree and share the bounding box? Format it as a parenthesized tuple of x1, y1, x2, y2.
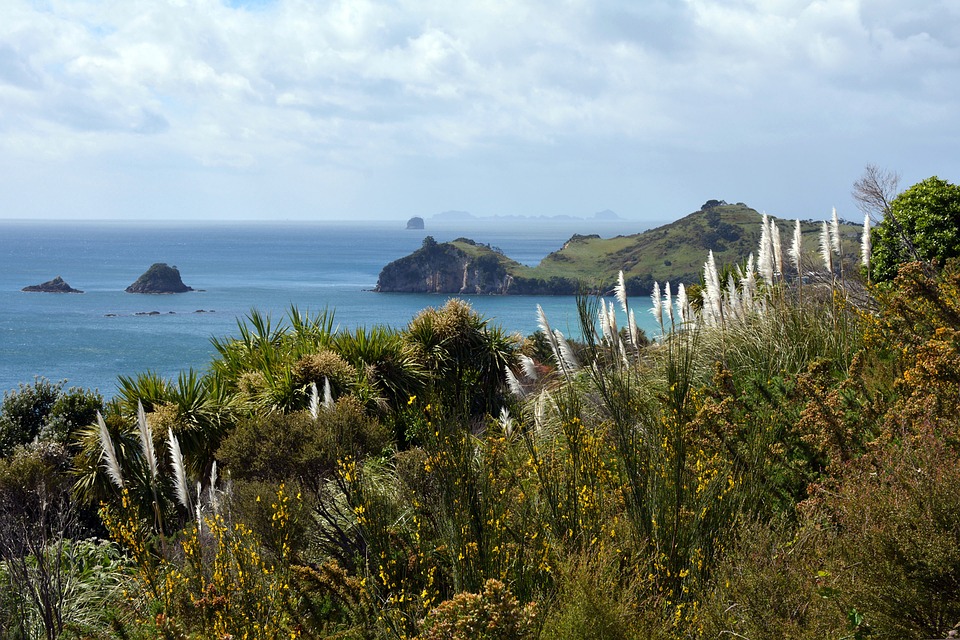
(871, 176, 960, 282)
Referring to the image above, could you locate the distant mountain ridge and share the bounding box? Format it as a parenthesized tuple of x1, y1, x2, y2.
(431, 209, 623, 222)
(376, 202, 863, 295)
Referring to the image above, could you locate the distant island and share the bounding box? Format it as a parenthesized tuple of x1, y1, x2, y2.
(406, 216, 425, 230)
(22, 276, 83, 293)
(431, 209, 623, 223)
(376, 201, 863, 295)
(126, 263, 194, 294)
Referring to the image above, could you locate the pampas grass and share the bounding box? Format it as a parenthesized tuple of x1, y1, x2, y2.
(97, 412, 124, 490)
(819, 221, 834, 275)
(136, 401, 158, 483)
(323, 376, 333, 409)
(167, 427, 192, 511)
(789, 219, 803, 277)
(758, 213, 774, 285)
(771, 218, 784, 281)
(861, 212, 872, 279)
(309, 382, 320, 420)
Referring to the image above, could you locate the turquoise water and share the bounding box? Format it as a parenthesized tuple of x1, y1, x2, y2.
(0, 218, 655, 397)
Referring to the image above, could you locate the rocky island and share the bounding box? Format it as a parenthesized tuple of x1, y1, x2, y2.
(22, 276, 83, 293)
(126, 263, 194, 294)
(406, 216, 425, 230)
(375, 236, 517, 294)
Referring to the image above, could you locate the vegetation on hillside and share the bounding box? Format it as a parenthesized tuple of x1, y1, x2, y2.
(3, 175, 960, 638)
(376, 202, 865, 296)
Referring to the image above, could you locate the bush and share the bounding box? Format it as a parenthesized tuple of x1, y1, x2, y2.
(217, 397, 390, 485)
(418, 579, 537, 640)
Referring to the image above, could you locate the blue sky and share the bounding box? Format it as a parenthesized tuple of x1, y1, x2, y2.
(0, 0, 958, 223)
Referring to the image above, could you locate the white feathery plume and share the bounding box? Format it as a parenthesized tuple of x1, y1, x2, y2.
(861, 212, 871, 268)
(650, 281, 663, 330)
(606, 301, 619, 349)
(758, 213, 774, 284)
(676, 283, 689, 325)
(519, 354, 538, 382)
(555, 330, 580, 371)
(209, 461, 220, 515)
(743, 266, 756, 314)
(136, 401, 158, 483)
(309, 382, 319, 419)
(504, 365, 525, 398)
(97, 412, 124, 490)
(537, 304, 553, 337)
(195, 482, 203, 528)
(498, 406, 514, 438)
(615, 270, 629, 314)
(726, 273, 740, 321)
(819, 221, 834, 274)
(598, 304, 611, 342)
(741, 253, 756, 311)
(703, 251, 723, 326)
(323, 376, 333, 409)
(771, 219, 784, 280)
(664, 282, 674, 328)
(537, 305, 566, 370)
(830, 207, 842, 256)
(628, 308, 639, 349)
(167, 427, 192, 511)
(789, 219, 803, 276)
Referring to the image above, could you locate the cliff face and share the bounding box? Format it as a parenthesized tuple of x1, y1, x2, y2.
(375, 237, 514, 294)
(126, 263, 194, 294)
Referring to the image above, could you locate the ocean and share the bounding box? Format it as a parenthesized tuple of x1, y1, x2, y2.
(0, 218, 657, 397)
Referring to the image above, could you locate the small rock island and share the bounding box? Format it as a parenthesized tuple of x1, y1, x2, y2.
(406, 216, 425, 230)
(126, 263, 194, 294)
(22, 276, 83, 293)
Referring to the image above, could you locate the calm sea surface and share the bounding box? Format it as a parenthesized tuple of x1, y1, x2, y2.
(1, 218, 657, 397)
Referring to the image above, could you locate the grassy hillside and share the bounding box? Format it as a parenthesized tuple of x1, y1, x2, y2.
(514, 201, 862, 289)
(376, 201, 865, 295)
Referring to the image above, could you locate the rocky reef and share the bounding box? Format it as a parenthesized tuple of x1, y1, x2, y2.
(125, 263, 194, 294)
(22, 276, 83, 293)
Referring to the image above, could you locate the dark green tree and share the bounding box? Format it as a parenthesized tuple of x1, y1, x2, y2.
(872, 176, 960, 282)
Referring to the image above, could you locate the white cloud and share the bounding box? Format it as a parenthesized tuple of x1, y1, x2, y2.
(0, 0, 957, 220)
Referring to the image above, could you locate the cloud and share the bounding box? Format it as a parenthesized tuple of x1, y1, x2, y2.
(0, 0, 957, 219)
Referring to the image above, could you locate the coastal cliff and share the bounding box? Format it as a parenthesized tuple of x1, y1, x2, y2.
(375, 236, 517, 294)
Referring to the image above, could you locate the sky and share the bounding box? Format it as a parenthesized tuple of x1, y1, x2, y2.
(0, 0, 958, 223)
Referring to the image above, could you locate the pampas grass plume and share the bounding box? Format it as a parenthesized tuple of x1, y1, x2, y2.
(168, 427, 192, 511)
(97, 412, 124, 490)
(136, 401, 158, 483)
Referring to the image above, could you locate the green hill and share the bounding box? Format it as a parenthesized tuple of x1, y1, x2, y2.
(376, 201, 864, 295)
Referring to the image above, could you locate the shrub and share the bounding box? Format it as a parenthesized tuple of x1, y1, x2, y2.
(418, 579, 537, 640)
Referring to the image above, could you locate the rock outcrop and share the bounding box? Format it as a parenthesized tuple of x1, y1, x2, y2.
(375, 237, 514, 294)
(125, 263, 194, 294)
(22, 276, 83, 293)
(406, 216, 425, 230)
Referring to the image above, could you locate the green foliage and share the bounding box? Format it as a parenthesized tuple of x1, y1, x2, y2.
(872, 176, 960, 282)
(0, 379, 61, 457)
(217, 397, 390, 485)
(18, 236, 960, 637)
(405, 299, 516, 420)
